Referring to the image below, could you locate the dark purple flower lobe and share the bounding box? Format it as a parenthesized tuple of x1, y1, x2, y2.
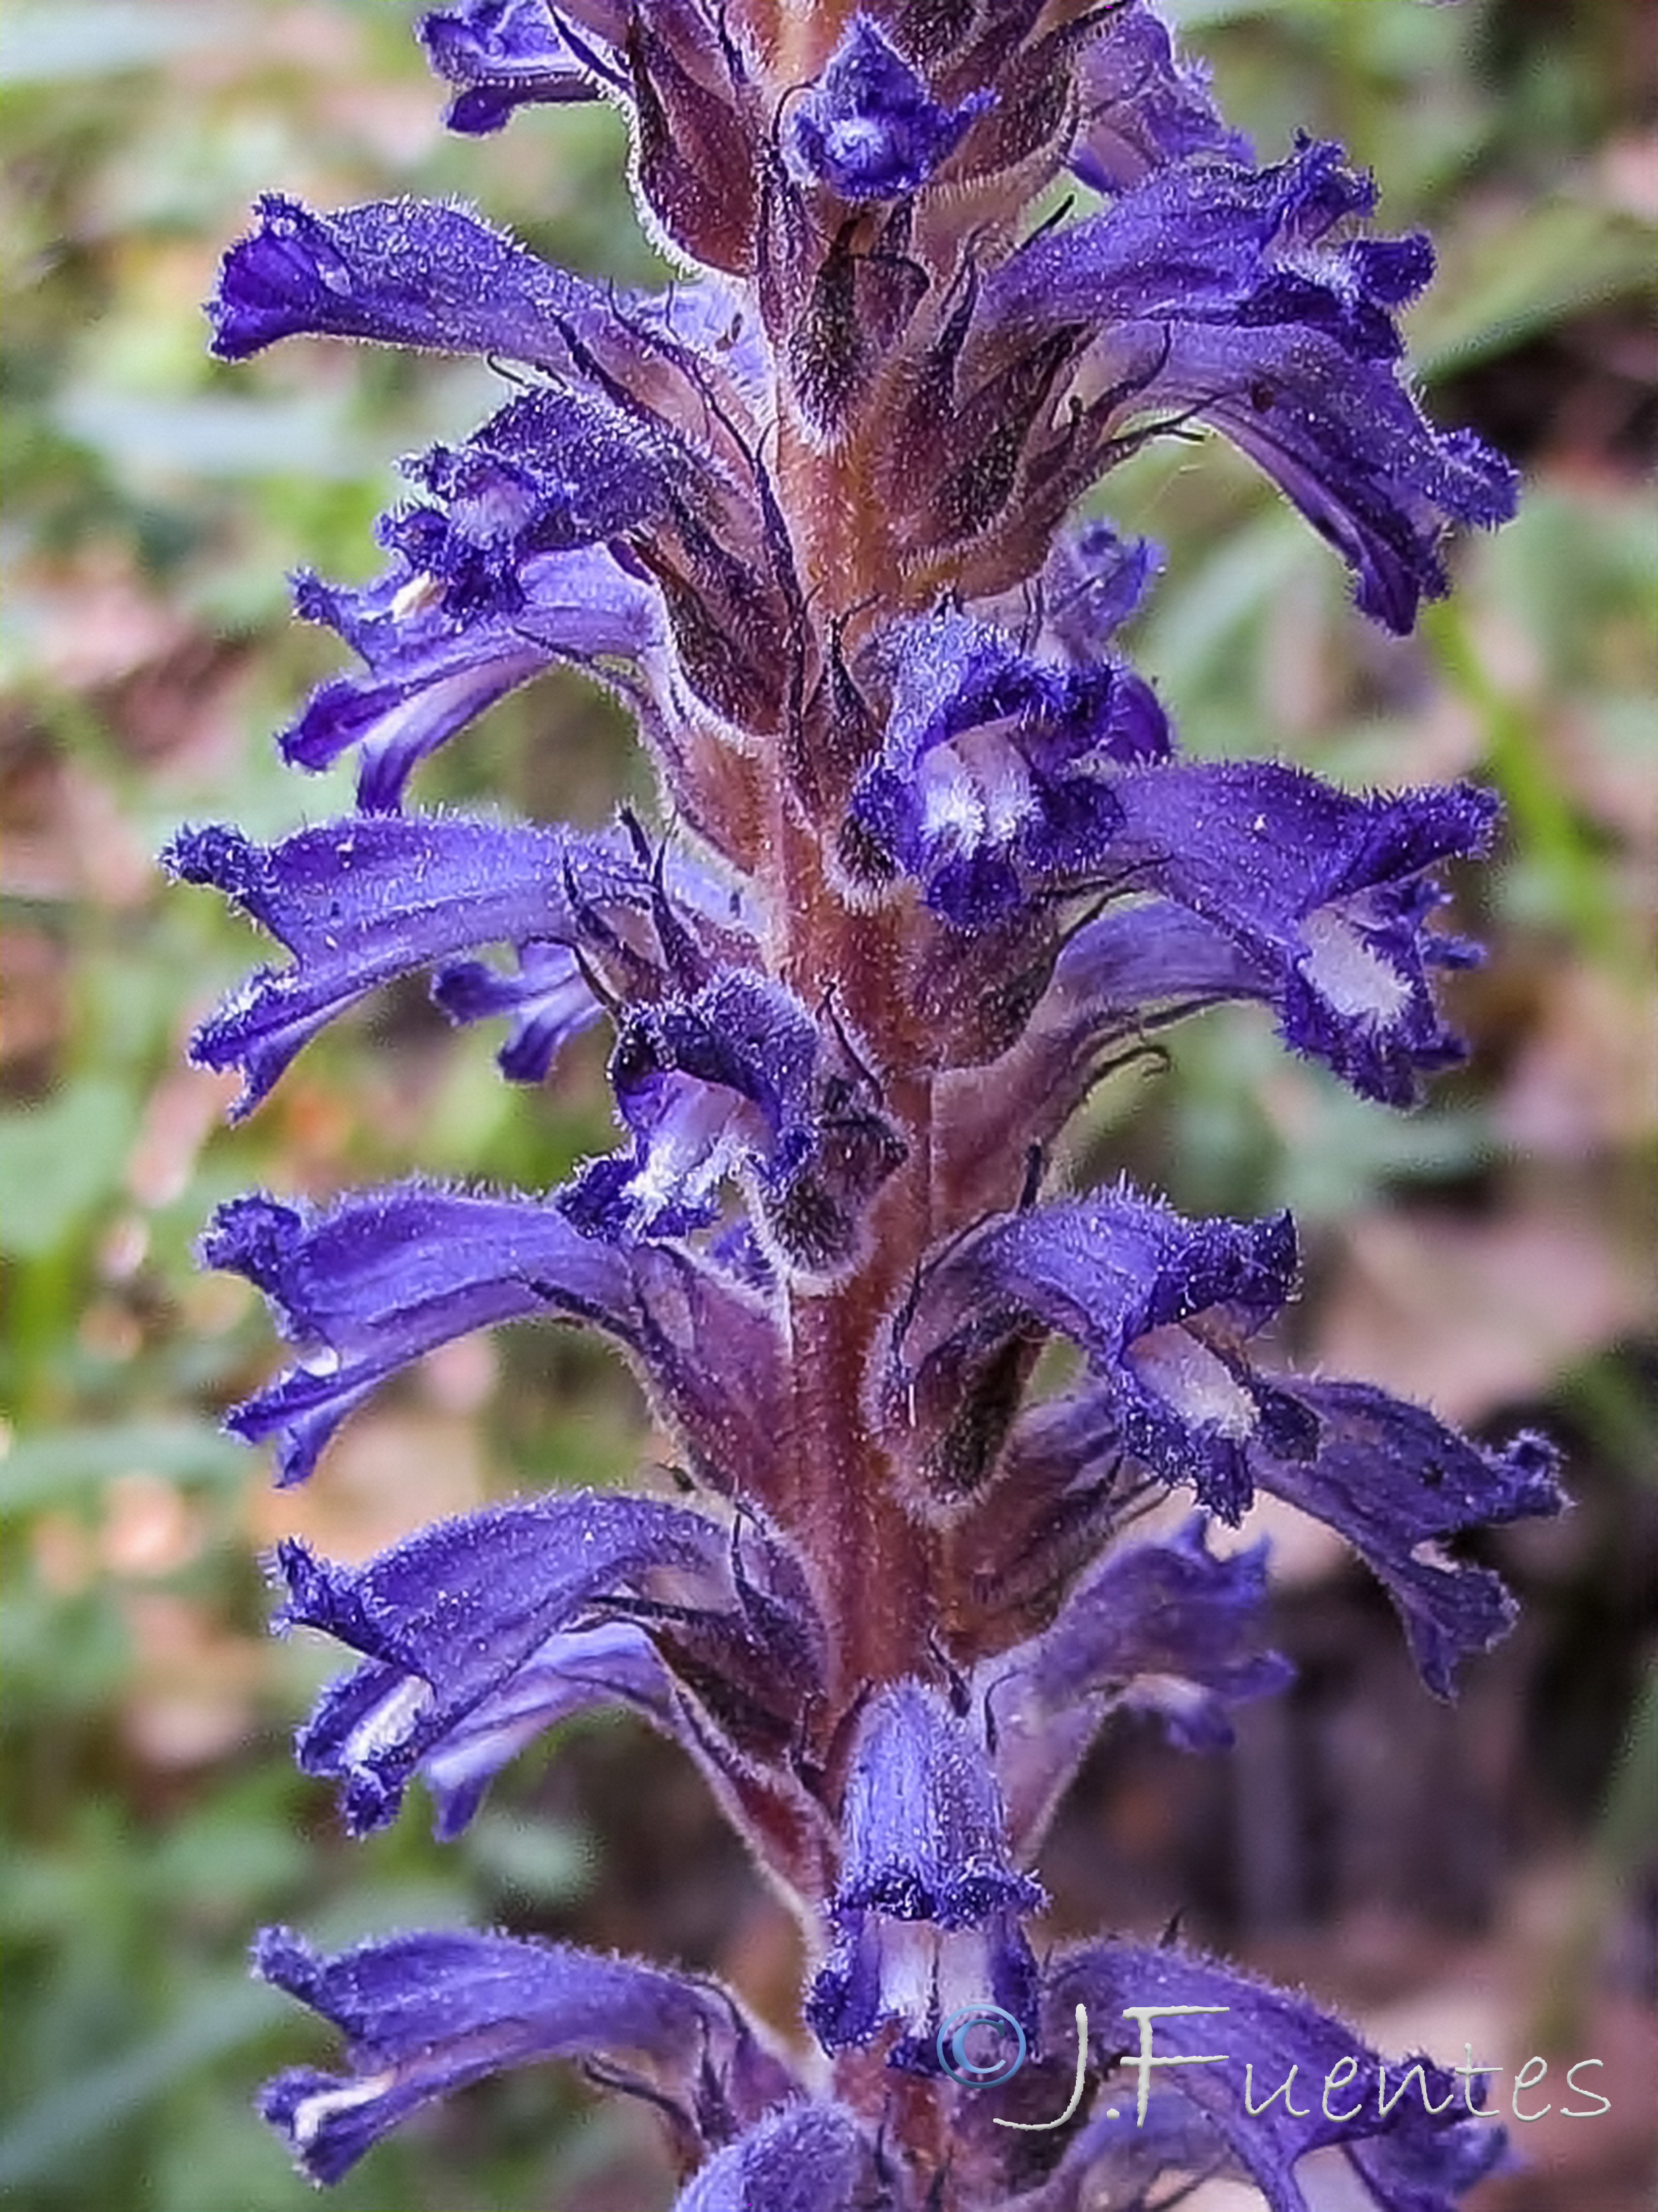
(808, 1681, 1044, 2071)
(1254, 1381, 1562, 1698)
(208, 194, 603, 369)
(419, 0, 604, 133)
(166, 812, 652, 1113)
(256, 1924, 797, 2182)
(1049, 1941, 1506, 2212)
(672, 2100, 870, 2212)
(787, 18, 991, 203)
(1071, 0, 1251, 194)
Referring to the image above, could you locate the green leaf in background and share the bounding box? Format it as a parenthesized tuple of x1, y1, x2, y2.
(0, 1078, 135, 1258)
(54, 390, 377, 488)
(1411, 199, 1656, 379)
(0, 1974, 283, 2191)
(465, 1810, 595, 1907)
(0, 1419, 247, 1514)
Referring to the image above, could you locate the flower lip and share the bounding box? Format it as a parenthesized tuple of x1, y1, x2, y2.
(255, 1923, 798, 2184)
(418, 0, 607, 134)
(846, 608, 1167, 928)
(1070, 1, 1252, 194)
(561, 973, 905, 1276)
(807, 1679, 1046, 2067)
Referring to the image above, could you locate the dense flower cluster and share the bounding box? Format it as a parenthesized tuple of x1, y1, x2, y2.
(174, 1, 1566, 2205)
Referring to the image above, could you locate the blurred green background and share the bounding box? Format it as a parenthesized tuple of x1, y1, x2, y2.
(1, 2, 1653, 2207)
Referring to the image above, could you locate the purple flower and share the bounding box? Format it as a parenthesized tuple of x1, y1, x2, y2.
(419, 1617, 670, 1837)
(282, 545, 659, 811)
(786, 18, 992, 203)
(1070, 0, 1250, 193)
(899, 1185, 1310, 1522)
(431, 937, 603, 1081)
(167, 810, 764, 1112)
(976, 1367, 1559, 1701)
(209, 194, 598, 369)
(563, 971, 905, 1273)
(201, 1180, 784, 1488)
(418, 0, 605, 134)
(971, 139, 1515, 626)
(255, 1924, 797, 2183)
(273, 1486, 825, 1832)
(1047, 1942, 1508, 2212)
(1253, 1382, 1562, 1698)
(1050, 762, 1498, 1106)
(671, 2102, 871, 2212)
(806, 1681, 1045, 2072)
(842, 606, 1168, 928)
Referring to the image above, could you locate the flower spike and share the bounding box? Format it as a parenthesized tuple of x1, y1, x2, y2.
(185, 3, 1560, 2203)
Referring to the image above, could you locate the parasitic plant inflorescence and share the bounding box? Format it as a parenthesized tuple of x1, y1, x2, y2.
(172, 2, 1564, 2205)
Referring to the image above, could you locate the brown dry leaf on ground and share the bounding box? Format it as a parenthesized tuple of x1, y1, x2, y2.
(1312, 1201, 1651, 1426)
(1498, 968, 1658, 1159)
(119, 1590, 267, 1769)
